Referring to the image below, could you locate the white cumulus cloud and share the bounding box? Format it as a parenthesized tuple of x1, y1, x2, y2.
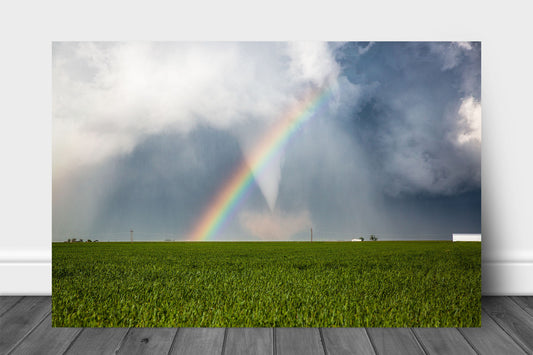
(53, 42, 341, 210)
(456, 96, 481, 144)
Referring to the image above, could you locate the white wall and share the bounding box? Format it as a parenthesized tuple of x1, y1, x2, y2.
(1, 0, 532, 295)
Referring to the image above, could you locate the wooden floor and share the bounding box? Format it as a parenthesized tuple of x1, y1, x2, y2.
(1, 297, 532, 354)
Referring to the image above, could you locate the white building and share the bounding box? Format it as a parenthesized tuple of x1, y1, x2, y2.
(452, 234, 481, 242)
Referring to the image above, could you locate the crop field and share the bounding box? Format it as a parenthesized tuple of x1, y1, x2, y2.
(52, 241, 480, 327)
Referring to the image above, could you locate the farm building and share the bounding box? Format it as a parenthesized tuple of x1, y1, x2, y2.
(452, 234, 481, 242)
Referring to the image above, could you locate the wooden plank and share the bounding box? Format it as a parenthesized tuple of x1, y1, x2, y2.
(116, 328, 177, 355)
(9, 313, 82, 355)
(511, 296, 533, 317)
(65, 327, 130, 355)
(321, 328, 375, 355)
(1, 296, 531, 355)
(459, 310, 527, 355)
(483, 296, 533, 353)
(169, 328, 225, 355)
(366, 329, 424, 355)
(412, 328, 476, 355)
(276, 328, 324, 355)
(0, 297, 50, 353)
(224, 328, 272, 355)
(0, 296, 22, 317)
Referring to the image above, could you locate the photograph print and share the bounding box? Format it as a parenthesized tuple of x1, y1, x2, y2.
(52, 41, 481, 327)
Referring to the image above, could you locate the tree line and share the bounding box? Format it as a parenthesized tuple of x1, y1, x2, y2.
(65, 238, 98, 243)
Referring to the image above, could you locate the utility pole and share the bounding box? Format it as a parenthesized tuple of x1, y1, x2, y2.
(130, 229, 133, 243)
(311, 228, 313, 242)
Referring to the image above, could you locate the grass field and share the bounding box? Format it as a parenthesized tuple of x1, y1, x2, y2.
(52, 241, 480, 327)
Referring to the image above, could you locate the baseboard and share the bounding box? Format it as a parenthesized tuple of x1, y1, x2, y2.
(0, 262, 51, 295)
(1, 256, 532, 296)
(0, 249, 50, 295)
(482, 260, 533, 295)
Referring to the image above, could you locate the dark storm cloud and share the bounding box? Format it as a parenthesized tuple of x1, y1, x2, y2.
(93, 127, 269, 240)
(53, 42, 481, 241)
(271, 42, 481, 239)
(273, 96, 481, 239)
(333, 42, 481, 197)
(54, 126, 269, 241)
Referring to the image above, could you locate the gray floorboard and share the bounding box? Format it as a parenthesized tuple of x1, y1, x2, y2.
(8, 313, 82, 355)
(321, 328, 376, 355)
(0, 297, 50, 354)
(169, 328, 225, 355)
(412, 328, 476, 355)
(0, 296, 532, 354)
(276, 328, 325, 355)
(511, 296, 533, 317)
(115, 328, 177, 355)
(65, 327, 130, 355)
(0, 296, 22, 317)
(459, 310, 528, 355)
(483, 296, 533, 353)
(366, 329, 424, 355)
(224, 328, 272, 355)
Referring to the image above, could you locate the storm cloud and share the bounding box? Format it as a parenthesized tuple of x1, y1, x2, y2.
(53, 42, 481, 241)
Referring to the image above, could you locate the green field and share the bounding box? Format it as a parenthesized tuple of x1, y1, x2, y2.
(52, 241, 480, 327)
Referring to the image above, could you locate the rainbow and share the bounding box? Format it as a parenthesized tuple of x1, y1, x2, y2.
(188, 86, 332, 241)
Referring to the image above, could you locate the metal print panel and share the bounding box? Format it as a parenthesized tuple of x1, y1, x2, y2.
(52, 42, 481, 327)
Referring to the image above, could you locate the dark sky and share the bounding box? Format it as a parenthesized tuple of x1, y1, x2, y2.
(52, 42, 481, 241)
